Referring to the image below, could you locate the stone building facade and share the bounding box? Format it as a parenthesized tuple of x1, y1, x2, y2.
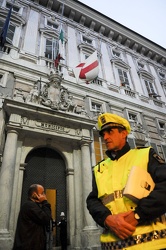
(0, 0, 166, 249)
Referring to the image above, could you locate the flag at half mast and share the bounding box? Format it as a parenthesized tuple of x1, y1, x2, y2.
(73, 51, 99, 84)
(0, 5, 13, 47)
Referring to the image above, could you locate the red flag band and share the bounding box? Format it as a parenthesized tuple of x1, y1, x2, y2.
(78, 60, 99, 79)
(73, 51, 99, 84)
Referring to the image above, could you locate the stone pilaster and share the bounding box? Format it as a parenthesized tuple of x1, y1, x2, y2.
(0, 130, 18, 250)
(80, 138, 101, 249)
(66, 167, 75, 246)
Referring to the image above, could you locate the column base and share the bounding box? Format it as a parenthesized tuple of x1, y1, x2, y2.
(0, 229, 13, 250)
(80, 226, 101, 249)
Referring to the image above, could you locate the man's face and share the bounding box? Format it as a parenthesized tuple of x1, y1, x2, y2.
(101, 127, 127, 151)
(37, 185, 45, 196)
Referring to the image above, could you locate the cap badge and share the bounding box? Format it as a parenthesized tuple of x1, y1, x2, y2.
(100, 116, 106, 124)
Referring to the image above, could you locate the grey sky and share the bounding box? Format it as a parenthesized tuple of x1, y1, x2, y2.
(79, 0, 166, 49)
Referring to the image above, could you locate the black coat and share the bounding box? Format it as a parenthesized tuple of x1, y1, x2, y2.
(57, 219, 67, 249)
(58, 219, 67, 240)
(13, 199, 52, 250)
(86, 143, 166, 227)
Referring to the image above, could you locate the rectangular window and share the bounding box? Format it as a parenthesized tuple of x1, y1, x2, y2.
(159, 72, 165, 79)
(159, 122, 165, 130)
(128, 113, 137, 121)
(112, 50, 121, 58)
(157, 121, 166, 137)
(82, 36, 92, 45)
(6, 3, 20, 12)
(45, 39, 53, 59)
(0, 72, 8, 87)
(118, 68, 130, 87)
(0, 16, 15, 44)
(47, 21, 58, 29)
(7, 24, 15, 43)
(91, 102, 101, 112)
(145, 80, 155, 95)
(0, 21, 15, 44)
(127, 111, 143, 131)
(45, 39, 58, 59)
(137, 62, 144, 68)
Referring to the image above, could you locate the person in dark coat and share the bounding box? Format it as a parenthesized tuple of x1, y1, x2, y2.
(57, 212, 67, 250)
(13, 184, 52, 250)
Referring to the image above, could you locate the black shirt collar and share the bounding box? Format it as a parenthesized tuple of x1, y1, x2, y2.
(106, 142, 130, 160)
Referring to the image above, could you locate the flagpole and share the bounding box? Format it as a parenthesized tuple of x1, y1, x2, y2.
(59, 0, 65, 31)
(53, 0, 65, 69)
(52, 39, 55, 60)
(99, 34, 102, 55)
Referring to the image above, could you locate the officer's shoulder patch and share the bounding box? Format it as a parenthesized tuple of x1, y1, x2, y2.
(153, 153, 165, 164)
(97, 159, 105, 164)
(92, 159, 105, 170)
(97, 159, 105, 173)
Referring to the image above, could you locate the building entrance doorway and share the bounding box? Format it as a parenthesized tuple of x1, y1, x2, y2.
(21, 147, 67, 247)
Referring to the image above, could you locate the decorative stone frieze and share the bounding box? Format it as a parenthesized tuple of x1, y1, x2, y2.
(36, 121, 70, 133)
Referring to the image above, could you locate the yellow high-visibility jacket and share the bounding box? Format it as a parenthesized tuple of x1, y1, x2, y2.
(93, 147, 166, 250)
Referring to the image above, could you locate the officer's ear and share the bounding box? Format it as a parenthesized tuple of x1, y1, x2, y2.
(121, 129, 128, 138)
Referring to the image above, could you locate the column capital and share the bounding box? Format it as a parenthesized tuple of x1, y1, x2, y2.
(80, 137, 92, 146)
(66, 168, 74, 176)
(20, 163, 27, 170)
(6, 129, 19, 136)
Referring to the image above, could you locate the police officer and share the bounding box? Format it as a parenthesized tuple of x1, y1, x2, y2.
(87, 113, 166, 250)
(57, 212, 67, 250)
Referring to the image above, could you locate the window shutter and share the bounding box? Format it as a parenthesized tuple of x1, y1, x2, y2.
(118, 68, 124, 82)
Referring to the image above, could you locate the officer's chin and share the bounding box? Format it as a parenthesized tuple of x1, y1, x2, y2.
(106, 142, 112, 149)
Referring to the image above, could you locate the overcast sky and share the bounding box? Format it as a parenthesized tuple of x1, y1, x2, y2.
(79, 0, 166, 49)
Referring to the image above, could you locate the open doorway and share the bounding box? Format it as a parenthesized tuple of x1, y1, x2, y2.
(46, 189, 57, 246)
(21, 147, 67, 247)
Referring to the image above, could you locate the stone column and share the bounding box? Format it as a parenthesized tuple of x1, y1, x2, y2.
(80, 138, 96, 228)
(66, 166, 75, 247)
(0, 130, 18, 250)
(80, 138, 101, 249)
